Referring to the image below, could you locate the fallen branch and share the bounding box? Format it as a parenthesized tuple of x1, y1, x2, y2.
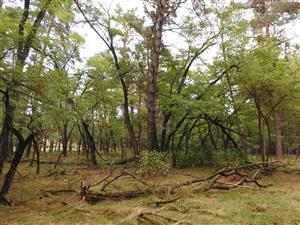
(80, 160, 288, 204)
(172, 161, 281, 192)
(84, 189, 151, 204)
(41, 189, 78, 195)
(154, 197, 180, 206)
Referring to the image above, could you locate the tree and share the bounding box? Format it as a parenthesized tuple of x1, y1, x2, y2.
(74, 0, 140, 158)
(0, 0, 53, 173)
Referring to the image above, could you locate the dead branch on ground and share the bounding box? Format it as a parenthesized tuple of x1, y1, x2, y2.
(79, 161, 289, 204)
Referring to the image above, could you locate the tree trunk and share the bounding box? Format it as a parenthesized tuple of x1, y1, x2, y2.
(82, 120, 97, 167)
(147, 16, 164, 152)
(43, 137, 47, 153)
(120, 78, 139, 157)
(49, 140, 54, 153)
(9, 132, 14, 159)
(25, 138, 32, 157)
(58, 141, 61, 152)
(0, 91, 15, 173)
(274, 110, 283, 160)
(62, 124, 68, 157)
(69, 139, 72, 153)
(0, 132, 34, 204)
(258, 112, 266, 162)
(160, 112, 171, 151)
(120, 138, 125, 160)
(77, 139, 81, 155)
(32, 136, 40, 174)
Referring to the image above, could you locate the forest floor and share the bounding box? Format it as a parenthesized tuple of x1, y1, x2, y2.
(0, 154, 300, 225)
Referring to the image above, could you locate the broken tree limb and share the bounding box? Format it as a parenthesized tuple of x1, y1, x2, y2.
(172, 161, 282, 192)
(84, 189, 151, 204)
(78, 160, 288, 204)
(40, 189, 78, 195)
(153, 197, 180, 206)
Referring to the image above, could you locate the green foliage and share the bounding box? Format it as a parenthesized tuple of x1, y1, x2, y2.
(137, 152, 170, 177)
(211, 148, 249, 167)
(48, 167, 67, 176)
(175, 147, 248, 168)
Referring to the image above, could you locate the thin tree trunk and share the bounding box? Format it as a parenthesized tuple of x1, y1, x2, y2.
(69, 139, 72, 153)
(32, 136, 40, 174)
(160, 113, 171, 151)
(77, 139, 81, 155)
(49, 140, 54, 153)
(274, 110, 283, 160)
(43, 137, 47, 153)
(25, 138, 32, 157)
(9, 132, 14, 159)
(258, 112, 266, 162)
(120, 138, 125, 160)
(82, 120, 97, 167)
(62, 124, 68, 157)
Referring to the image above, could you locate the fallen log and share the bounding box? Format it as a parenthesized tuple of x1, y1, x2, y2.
(84, 189, 151, 204)
(40, 189, 78, 195)
(153, 197, 180, 206)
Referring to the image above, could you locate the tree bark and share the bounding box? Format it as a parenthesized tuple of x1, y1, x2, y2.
(160, 112, 171, 151)
(43, 137, 47, 153)
(32, 136, 40, 174)
(82, 120, 97, 167)
(274, 110, 283, 160)
(49, 140, 54, 153)
(62, 123, 68, 157)
(0, 131, 34, 203)
(147, 1, 168, 151)
(25, 137, 32, 157)
(0, 91, 15, 173)
(69, 139, 72, 153)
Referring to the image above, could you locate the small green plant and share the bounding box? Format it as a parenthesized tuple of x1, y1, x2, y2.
(138, 152, 170, 177)
(48, 168, 66, 176)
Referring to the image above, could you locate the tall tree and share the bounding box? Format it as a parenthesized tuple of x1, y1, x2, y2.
(0, 0, 52, 173)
